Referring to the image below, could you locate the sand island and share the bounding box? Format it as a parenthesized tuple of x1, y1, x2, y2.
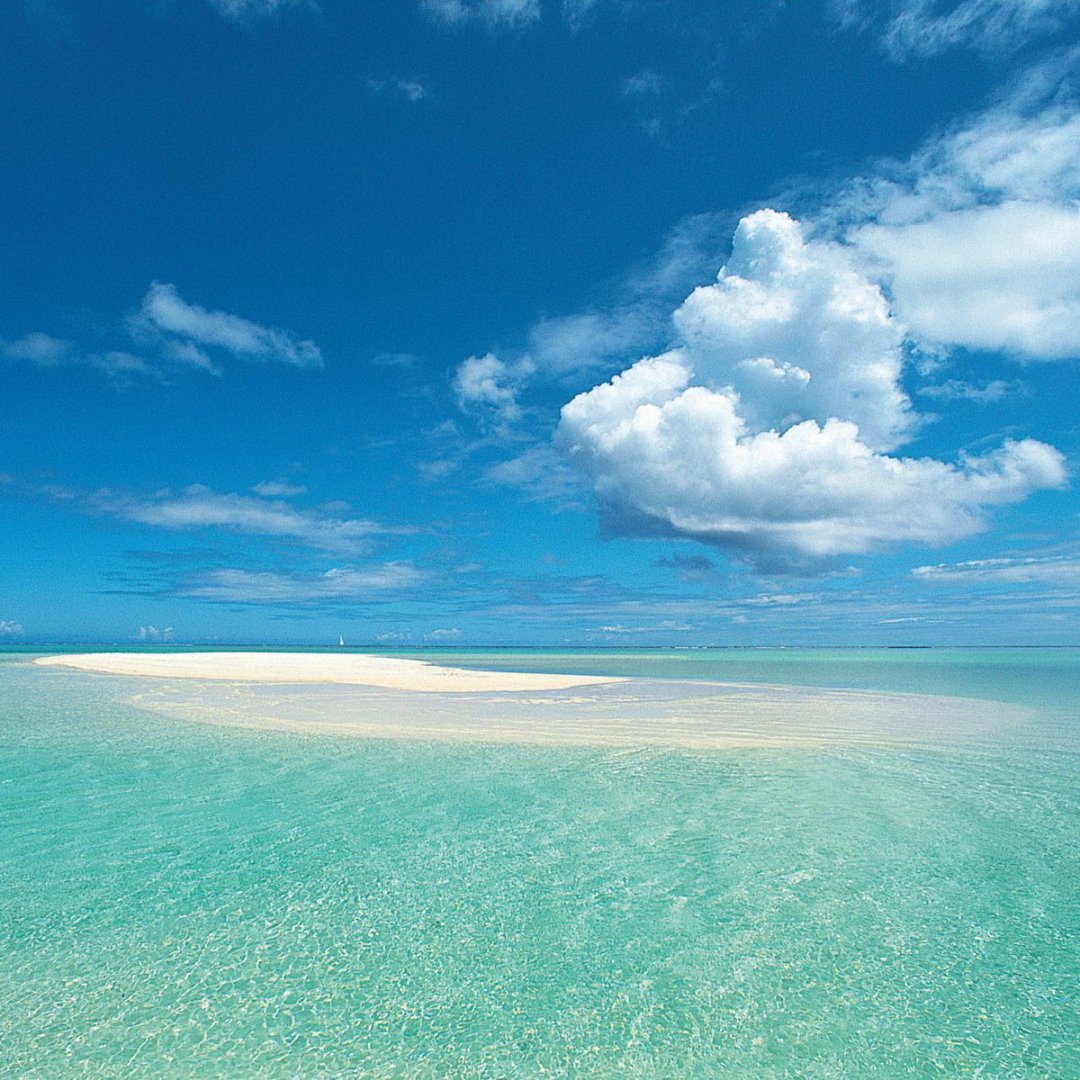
(34, 651, 624, 693)
(32, 651, 1030, 749)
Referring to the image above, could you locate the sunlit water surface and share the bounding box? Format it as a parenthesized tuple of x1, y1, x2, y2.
(1, 648, 1078, 1076)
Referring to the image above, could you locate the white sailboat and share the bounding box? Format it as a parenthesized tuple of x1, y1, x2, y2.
(338, 635, 345, 647)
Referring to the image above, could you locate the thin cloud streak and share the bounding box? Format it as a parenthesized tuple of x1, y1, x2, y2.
(838, 0, 1080, 57)
(913, 554, 1080, 584)
(61, 484, 416, 553)
(422, 0, 540, 29)
(136, 283, 323, 369)
(4, 284, 323, 382)
(208, 0, 307, 19)
(182, 564, 427, 604)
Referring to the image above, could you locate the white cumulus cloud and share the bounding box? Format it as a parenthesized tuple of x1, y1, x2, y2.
(556, 211, 1067, 570)
(0, 620, 24, 635)
(452, 352, 534, 429)
(855, 202, 1080, 361)
(841, 61, 1080, 360)
(674, 210, 912, 451)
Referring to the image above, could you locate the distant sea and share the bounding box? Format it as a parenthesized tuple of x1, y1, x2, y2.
(2, 647, 1077, 1075)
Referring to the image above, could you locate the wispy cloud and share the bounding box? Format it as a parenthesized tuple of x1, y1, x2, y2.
(251, 480, 307, 497)
(2, 333, 156, 380)
(743, 593, 819, 607)
(917, 379, 1021, 403)
(527, 309, 659, 375)
(422, 0, 540, 30)
(594, 620, 697, 634)
(0, 619, 24, 635)
(655, 552, 722, 582)
(134, 282, 322, 369)
(182, 563, 427, 604)
(372, 351, 421, 368)
(526, 211, 733, 377)
(486, 445, 583, 504)
(619, 64, 727, 143)
(4, 283, 322, 383)
(562, 0, 602, 27)
(838, 0, 1080, 57)
(368, 78, 431, 102)
(621, 68, 667, 138)
(207, 0, 307, 19)
(75, 484, 411, 553)
(913, 554, 1080, 585)
(3, 332, 71, 365)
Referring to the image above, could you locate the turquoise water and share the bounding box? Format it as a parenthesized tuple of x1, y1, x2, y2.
(1, 649, 1078, 1076)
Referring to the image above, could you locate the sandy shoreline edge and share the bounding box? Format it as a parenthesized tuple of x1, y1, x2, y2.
(33, 651, 626, 694)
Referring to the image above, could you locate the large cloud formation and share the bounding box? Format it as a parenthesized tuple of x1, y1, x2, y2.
(556, 210, 1065, 569)
(674, 210, 912, 452)
(843, 62, 1080, 360)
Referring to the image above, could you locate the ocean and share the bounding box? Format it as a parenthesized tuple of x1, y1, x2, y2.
(1, 647, 1077, 1075)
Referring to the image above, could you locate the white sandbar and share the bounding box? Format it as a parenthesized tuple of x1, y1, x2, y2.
(34, 651, 1032, 748)
(34, 651, 625, 693)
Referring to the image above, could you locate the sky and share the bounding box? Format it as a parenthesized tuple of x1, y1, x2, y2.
(3, 0, 1080, 646)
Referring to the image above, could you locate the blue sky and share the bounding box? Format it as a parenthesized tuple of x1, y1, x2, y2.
(3, 0, 1080, 646)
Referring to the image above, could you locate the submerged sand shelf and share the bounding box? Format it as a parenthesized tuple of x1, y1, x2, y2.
(35, 651, 1032, 749)
(33, 652, 624, 693)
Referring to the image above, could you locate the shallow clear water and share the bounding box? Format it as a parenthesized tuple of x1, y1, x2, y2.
(2, 649, 1078, 1076)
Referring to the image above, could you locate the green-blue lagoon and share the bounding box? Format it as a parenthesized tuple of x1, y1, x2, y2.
(2, 648, 1078, 1075)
